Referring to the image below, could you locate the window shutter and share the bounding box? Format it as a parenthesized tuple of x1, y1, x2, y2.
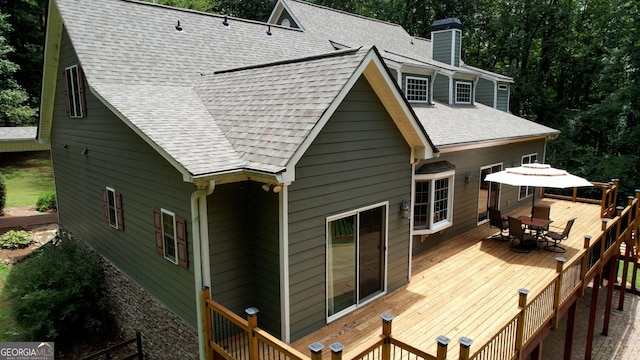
(63, 70, 71, 116)
(153, 208, 164, 255)
(176, 216, 188, 269)
(102, 188, 109, 223)
(116, 192, 124, 231)
(78, 66, 87, 117)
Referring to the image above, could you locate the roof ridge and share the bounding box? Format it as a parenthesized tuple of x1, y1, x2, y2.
(212, 47, 364, 75)
(288, 0, 404, 29)
(122, 0, 299, 29)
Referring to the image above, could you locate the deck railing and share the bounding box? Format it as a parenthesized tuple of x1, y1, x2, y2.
(203, 190, 640, 360)
(541, 180, 619, 218)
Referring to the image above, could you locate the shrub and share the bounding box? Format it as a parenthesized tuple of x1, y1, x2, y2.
(0, 230, 32, 249)
(0, 177, 5, 216)
(5, 240, 113, 342)
(35, 190, 56, 212)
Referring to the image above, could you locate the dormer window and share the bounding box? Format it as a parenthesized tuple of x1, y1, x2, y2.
(405, 76, 429, 103)
(455, 81, 472, 104)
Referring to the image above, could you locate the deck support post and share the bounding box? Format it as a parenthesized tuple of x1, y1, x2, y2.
(516, 288, 529, 359)
(563, 300, 577, 360)
(436, 335, 450, 360)
(246, 307, 259, 360)
(603, 255, 617, 335)
(585, 273, 601, 360)
(202, 287, 213, 360)
(329, 343, 344, 360)
(309, 342, 324, 360)
(618, 240, 631, 311)
(552, 257, 566, 330)
(581, 236, 592, 296)
(458, 337, 472, 360)
(381, 314, 393, 360)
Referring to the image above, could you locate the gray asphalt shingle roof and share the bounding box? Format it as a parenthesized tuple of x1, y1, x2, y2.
(52, 0, 558, 178)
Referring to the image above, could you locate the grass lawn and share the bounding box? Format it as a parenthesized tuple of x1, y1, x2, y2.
(618, 259, 640, 289)
(0, 263, 22, 341)
(0, 151, 54, 207)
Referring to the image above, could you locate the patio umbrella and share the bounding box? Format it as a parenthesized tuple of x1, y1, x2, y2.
(484, 162, 592, 217)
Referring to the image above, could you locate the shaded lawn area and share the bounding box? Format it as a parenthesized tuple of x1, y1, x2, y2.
(0, 151, 54, 207)
(0, 263, 21, 341)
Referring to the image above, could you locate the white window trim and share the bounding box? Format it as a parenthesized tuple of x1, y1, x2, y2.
(518, 153, 538, 201)
(455, 81, 473, 104)
(65, 65, 84, 118)
(413, 170, 455, 235)
(161, 208, 179, 264)
(106, 187, 118, 229)
(405, 75, 430, 103)
(325, 202, 389, 323)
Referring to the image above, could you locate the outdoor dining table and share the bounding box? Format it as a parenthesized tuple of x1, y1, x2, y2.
(518, 215, 552, 248)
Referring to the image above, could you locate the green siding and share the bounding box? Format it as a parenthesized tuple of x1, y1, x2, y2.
(433, 75, 450, 103)
(207, 181, 281, 336)
(497, 85, 510, 112)
(52, 28, 197, 326)
(412, 139, 548, 254)
(432, 31, 453, 65)
(287, 76, 412, 341)
(476, 78, 495, 108)
(454, 30, 461, 67)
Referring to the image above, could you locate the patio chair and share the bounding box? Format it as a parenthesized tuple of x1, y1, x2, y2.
(544, 218, 576, 253)
(508, 216, 535, 253)
(488, 207, 509, 241)
(532, 204, 551, 242)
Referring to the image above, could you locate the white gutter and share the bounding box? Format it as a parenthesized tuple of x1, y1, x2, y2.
(191, 180, 215, 360)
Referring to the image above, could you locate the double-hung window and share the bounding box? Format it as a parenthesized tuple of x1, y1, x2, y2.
(519, 154, 538, 200)
(455, 81, 472, 104)
(64, 65, 86, 118)
(413, 162, 455, 234)
(405, 76, 429, 103)
(153, 208, 188, 268)
(102, 187, 123, 230)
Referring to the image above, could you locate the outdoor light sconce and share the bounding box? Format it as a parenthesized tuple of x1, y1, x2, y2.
(465, 172, 472, 184)
(400, 200, 410, 219)
(261, 183, 282, 193)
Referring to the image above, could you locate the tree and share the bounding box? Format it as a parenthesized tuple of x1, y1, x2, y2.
(0, 12, 37, 127)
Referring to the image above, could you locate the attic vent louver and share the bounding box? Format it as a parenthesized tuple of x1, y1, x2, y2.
(266, 25, 272, 36)
(223, 16, 229, 26)
(175, 20, 182, 31)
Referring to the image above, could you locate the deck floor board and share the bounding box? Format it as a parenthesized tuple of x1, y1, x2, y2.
(291, 199, 604, 358)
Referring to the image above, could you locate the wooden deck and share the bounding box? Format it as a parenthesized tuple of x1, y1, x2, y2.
(291, 199, 604, 358)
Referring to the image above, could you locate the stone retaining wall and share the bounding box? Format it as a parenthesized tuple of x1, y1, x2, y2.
(60, 227, 199, 359)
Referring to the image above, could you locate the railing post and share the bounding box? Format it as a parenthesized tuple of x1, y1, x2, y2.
(309, 342, 324, 360)
(458, 337, 473, 360)
(202, 287, 213, 360)
(436, 335, 450, 360)
(515, 288, 529, 359)
(135, 331, 143, 360)
(553, 257, 566, 330)
(329, 343, 344, 360)
(381, 313, 393, 360)
(246, 307, 259, 360)
(581, 235, 592, 296)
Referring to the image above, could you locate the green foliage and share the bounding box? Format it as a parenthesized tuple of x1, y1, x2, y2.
(4, 240, 113, 342)
(0, 177, 5, 215)
(35, 190, 56, 212)
(0, 11, 37, 126)
(0, 230, 32, 249)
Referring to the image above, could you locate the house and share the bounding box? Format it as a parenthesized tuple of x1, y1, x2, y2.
(0, 127, 49, 153)
(38, 0, 559, 358)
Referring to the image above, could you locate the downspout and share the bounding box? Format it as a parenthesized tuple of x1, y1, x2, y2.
(192, 180, 215, 360)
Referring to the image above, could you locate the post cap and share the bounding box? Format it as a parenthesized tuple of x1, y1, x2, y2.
(308, 342, 324, 353)
(245, 307, 259, 316)
(381, 313, 394, 322)
(436, 335, 451, 345)
(518, 288, 529, 296)
(556, 257, 566, 263)
(329, 343, 344, 353)
(459, 337, 473, 348)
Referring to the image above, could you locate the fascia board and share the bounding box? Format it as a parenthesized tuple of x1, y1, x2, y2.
(38, 0, 63, 143)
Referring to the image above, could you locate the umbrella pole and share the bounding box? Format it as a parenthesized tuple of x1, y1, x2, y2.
(531, 187, 536, 219)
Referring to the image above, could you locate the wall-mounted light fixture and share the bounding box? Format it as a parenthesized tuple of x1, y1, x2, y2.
(400, 200, 410, 219)
(465, 172, 472, 184)
(261, 183, 282, 193)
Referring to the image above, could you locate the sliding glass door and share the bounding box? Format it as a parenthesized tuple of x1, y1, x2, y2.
(327, 204, 387, 320)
